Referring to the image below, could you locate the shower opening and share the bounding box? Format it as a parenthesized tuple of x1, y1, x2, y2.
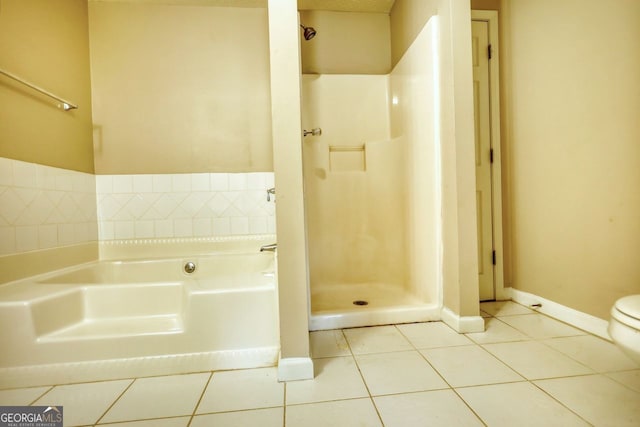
(302, 16, 442, 331)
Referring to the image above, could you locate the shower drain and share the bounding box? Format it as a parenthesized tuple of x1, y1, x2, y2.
(353, 300, 369, 306)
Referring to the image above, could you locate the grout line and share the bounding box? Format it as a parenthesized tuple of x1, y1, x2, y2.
(186, 371, 214, 427)
(190, 405, 284, 416)
(285, 395, 381, 408)
(480, 339, 599, 379)
(282, 381, 287, 427)
(339, 329, 385, 426)
(93, 378, 136, 425)
(529, 378, 594, 425)
(603, 370, 640, 393)
(392, 324, 489, 425)
(408, 335, 488, 426)
(93, 415, 190, 426)
(473, 342, 528, 381)
(27, 385, 55, 405)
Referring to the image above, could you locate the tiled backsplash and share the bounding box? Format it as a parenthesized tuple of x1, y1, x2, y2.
(0, 157, 276, 256)
(96, 172, 276, 240)
(0, 157, 98, 256)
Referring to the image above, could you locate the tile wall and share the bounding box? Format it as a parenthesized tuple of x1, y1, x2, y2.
(0, 157, 276, 258)
(96, 172, 276, 240)
(0, 157, 98, 256)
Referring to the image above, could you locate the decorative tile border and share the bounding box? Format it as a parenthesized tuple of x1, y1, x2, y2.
(96, 172, 276, 240)
(0, 157, 98, 256)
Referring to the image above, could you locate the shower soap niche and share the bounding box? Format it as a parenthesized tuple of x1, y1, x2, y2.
(329, 145, 366, 172)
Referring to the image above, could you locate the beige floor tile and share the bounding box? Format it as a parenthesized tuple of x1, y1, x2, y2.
(480, 301, 533, 316)
(285, 356, 369, 405)
(535, 374, 640, 426)
(191, 407, 283, 427)
(480, 310, 492, 318)
(100, 373, 210, 423)
(99, 417, 190, 427)
(397, 321, 474, 349)
(542, 335, 639, 372)
(286, 398, 381, 427)
(343, 325, 413, 355)
(196, 367, 283, 414)
(0, 386, 51, 405)
(421, 345, 522, 387)
(310, 330, 351, 358)
(356, 350, 448, 395)
(374, 389, 483, 427)
(33, 380, 132, 427)
(483, 341, 594, 380)
(607, 369, 640, 392)
(457, 381, 589, 427)
(499, 314, 586, 339)
(465, 317, 530, 344)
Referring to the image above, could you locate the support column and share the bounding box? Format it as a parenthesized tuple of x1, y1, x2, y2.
(267, 0, 314, 381)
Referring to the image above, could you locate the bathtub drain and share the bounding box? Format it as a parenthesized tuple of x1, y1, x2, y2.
(353, 300, 369, 306)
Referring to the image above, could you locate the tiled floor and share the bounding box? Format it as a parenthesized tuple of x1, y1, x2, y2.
(1, 302, 639, 426)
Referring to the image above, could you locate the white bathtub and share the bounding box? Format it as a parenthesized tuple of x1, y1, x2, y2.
(0, 237, 279, 389)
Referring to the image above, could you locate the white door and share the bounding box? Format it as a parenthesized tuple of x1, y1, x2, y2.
(472, 19, 495, 301)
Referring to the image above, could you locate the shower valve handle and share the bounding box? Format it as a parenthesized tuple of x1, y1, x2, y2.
(303, 128, 322, 137)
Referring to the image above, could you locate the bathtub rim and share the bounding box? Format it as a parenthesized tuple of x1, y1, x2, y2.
(99, 234, 277, 261)
(0, 234, 277, 291)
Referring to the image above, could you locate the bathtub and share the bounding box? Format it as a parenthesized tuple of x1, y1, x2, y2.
(0, 237, 279, 389)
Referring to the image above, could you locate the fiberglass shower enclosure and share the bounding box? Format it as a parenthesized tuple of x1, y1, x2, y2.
(302, 17, 442, 330)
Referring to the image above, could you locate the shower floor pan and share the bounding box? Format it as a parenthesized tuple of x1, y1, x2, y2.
(309, 282, 440, 330)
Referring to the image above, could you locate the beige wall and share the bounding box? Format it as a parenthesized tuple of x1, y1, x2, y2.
(88, 2, 273, 174)
(389, 0, 438, 68)
(502, 0, 640, 319)
(299, 10, 391, 74)
(0, 0, 94, 173)
(470, 0, 500, 11)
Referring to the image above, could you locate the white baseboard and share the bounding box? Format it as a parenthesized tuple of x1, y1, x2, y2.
(509, 288, 611, 340)
(495, 285, 512, 301)
(441, 307, 485, 333)
(277, 357, 314, 382)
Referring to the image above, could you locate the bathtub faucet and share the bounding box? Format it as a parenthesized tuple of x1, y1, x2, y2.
(266, 187, 275, 202)
(260, 243, 277, 252)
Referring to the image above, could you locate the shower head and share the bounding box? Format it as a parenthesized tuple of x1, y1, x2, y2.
(300, 24, 317, 40)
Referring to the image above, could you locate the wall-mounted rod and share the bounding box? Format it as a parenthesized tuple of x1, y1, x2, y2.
(0, 68, 78, 111)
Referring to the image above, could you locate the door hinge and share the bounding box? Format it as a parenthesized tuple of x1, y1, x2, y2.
(492, 250, 496, 265)
(490, 148, 494, 163)
(488, 44, 492, 60)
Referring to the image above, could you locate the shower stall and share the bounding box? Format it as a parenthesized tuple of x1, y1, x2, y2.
(301, 16, 442, 330)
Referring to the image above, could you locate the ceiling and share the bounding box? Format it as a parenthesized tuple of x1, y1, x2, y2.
(90, 0, 396, 13)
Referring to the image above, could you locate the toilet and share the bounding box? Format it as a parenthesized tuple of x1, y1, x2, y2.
(608, 295, 640, 365)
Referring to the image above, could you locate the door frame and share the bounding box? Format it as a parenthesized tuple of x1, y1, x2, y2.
(471, 10, 507, 301)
